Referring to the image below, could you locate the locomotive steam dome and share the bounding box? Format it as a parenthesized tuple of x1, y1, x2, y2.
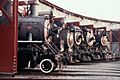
(18, 16, 52, 42)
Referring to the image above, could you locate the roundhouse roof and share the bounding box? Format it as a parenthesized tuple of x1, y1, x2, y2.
(39, 0, 120, 24)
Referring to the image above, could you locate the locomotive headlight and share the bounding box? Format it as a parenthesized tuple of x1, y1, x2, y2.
(70, 28, 75, 32)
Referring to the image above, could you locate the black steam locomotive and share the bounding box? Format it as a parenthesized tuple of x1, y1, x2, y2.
(0, 0, 113, 74)
(17, 15, 112, 73)
(17, 13, 84, 73)
(17, 3, 112, 74)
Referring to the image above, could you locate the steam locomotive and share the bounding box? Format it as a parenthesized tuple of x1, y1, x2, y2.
(17, 15, 111, 74)
(17, 15, 83, 73)
(74, 26, 111, 62)
(17, 2, 112, 74)
(0, 0, 113, 75)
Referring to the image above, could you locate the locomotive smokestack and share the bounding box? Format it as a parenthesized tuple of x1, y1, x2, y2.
(30, 0, 37, 16)
(3, 0, 11, 16)
(30, 4, 36, 16)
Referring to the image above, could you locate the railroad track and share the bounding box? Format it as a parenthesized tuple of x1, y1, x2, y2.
(0, 58, 120, 80)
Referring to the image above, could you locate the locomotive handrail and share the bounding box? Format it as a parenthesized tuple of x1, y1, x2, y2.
(18, 40, 42, 43)
(51, 41, 61, 52)
(32, 44, 46, 54)
(44, 41, 57, 54)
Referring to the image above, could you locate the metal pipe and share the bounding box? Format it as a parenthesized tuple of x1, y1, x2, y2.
(30, 0, 37, 16)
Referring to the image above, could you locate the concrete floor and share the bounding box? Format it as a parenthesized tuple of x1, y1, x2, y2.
(1, 60, 120, 80)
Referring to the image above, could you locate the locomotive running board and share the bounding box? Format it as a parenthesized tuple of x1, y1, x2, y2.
(18, 41, 42, 43)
